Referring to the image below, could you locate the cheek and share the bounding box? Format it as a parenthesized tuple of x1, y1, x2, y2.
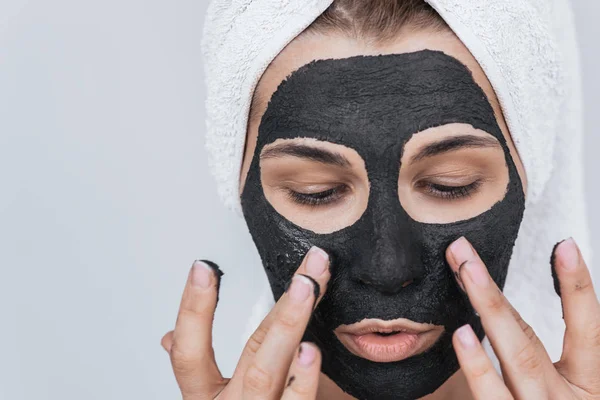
(262, 186, 369, 234)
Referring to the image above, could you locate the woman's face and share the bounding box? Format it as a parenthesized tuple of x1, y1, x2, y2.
(239, 27, 527, 400)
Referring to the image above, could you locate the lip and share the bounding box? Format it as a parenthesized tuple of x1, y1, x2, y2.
(334, 318, 444, 363)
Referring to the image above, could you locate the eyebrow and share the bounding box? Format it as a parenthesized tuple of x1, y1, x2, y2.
(409, 134, 501, 163)
(260, 143, 351, 167)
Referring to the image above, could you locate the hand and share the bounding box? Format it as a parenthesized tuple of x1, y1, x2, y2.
(446, 237, 600, 400)
(161, 247, 330, 399)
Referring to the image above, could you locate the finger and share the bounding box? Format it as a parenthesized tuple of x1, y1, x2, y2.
(553, 238, 600, 386)
(240, 247, 330, 398)
(447, 237, 554, 398)
(453, 324, 513, 400)
(169, 260, 226, 399)
(242, 275, 319, 398)
(234, 246, 330, 371)
(281, 343, 322, 400)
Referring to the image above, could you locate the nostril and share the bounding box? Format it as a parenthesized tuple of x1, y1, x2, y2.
(356, 275, 417, 294)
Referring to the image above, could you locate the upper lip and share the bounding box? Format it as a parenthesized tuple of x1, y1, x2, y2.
(335, 317, 439, 336)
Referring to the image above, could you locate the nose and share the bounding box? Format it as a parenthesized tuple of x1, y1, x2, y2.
(349, 194, 426, 295)
(352, 235, 425, 295)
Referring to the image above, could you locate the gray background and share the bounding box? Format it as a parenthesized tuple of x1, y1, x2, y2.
(0, 1, 597, 399)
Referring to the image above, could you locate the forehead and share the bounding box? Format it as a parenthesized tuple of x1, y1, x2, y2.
(258, 51, 502, 154)
(252, 30, 503, 123)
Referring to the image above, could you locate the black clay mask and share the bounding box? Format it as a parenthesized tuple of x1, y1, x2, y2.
(241, 50, 525, 400)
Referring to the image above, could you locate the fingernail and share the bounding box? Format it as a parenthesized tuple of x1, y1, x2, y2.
(556, 238, 579, 271)
(306, 246, 329, 277)
(287, 275, 313, 303)
(200, 260, 224, 302)
(200, 260, 225, 279)
(449, 237, 474, 266)
(464, 260, 490, 288)
(191, 260, 213, 289)
(298, 342, 317, 366)
(298, 274, 321, 304)
(456, 324, 477, 349)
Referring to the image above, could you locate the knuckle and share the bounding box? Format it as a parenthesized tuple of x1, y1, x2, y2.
(467, 358, 493, 380)
(520, 321, 538, 344)
(573, 278, 593, 293)
(245, 326, 268, 356)
(179, 306, 214, 322)
(514, 342, 543, 375)
(244, 364, 273, 393)
(508, 306, 524, 326)
(276, 310, 302, 331)
(512, 311, 544, 351)
(485, 291, 506, 314)
(288, 379, 313, 396)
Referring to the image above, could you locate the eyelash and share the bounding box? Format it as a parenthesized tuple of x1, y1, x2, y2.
(420, 180, 482, 200)
(286, 185, 348, 207)
(286, 180, 482, 207)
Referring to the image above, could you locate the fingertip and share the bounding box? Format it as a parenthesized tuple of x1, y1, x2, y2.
(454, 324, 478, 351)
(445, 243, 456, 267)
(191, 260, 214, 289)
(297, 274, 321, 305)
(554, 238, 580, 272)
(305, 246, 330, 278)
(189, 260, 224, 302)
(296, 247, 331, 307)
(297, 342, 320, 367)
(552, 238, 591, 298)
(200, 260, 225, 279)
(282, 343, 321, 399)
(448, 236, 477, 267)
(199, 259, 224, 301)
(178, 261, 221, 318)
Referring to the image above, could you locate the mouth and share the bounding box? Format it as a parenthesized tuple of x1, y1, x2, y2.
(334, 318, 444, 363)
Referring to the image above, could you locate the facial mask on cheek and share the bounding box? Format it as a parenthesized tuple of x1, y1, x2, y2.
(241, 50, 525, 400)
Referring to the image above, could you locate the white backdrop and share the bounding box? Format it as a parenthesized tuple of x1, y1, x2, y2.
(0, 1, 597, 399)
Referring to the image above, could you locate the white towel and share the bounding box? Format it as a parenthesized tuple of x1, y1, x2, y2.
(202, 0, 592, 362)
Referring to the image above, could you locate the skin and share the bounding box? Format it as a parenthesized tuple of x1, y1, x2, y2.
(161, 25, 600, 400)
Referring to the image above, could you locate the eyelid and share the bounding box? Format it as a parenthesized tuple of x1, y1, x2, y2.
(413, 172, 487, 187)
(276, 178, 357, 192)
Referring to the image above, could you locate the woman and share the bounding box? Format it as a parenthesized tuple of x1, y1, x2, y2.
(161, 0, 598, 399)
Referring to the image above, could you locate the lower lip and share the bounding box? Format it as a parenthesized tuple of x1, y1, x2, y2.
(338, 330, 437, 363)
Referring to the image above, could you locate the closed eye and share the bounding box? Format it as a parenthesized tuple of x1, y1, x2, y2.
(416, 180, 482, 200)
(285, 184, 349, 207)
